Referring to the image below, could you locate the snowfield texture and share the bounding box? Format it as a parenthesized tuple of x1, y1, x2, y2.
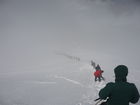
(1, 0, 140, 105)
(0, 53, 139, 105)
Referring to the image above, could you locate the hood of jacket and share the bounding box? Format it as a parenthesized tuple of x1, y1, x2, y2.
(114, 65, 128, 82)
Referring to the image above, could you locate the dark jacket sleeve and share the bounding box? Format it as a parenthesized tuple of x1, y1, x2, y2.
(99, 82, 114, 99)
(130, 84, 140, 103)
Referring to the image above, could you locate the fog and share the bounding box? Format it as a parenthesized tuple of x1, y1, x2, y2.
(0, 0, 140, 105)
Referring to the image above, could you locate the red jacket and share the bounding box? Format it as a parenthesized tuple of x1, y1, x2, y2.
(94, 70, 103, 77)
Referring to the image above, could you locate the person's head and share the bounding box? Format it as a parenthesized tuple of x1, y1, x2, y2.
(114, 65, 128, 82)
(96, 64, 101, 70)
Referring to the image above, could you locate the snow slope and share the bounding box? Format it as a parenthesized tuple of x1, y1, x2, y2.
(0, 52, 139, 105)
(1, 0, 140, 105)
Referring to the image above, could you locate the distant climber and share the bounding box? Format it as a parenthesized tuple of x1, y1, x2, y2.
(91, 61, 105, 82)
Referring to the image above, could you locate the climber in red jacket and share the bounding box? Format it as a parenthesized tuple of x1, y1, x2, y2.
(91, 61, 105, 82)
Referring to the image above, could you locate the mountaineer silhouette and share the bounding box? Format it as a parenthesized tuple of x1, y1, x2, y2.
(99, 65, 140, 105)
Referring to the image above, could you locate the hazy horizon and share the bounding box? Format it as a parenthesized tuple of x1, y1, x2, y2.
(0, 0, 140, 105)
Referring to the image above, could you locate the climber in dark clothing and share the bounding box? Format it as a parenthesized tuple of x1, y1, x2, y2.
(99, 65, 140, 105)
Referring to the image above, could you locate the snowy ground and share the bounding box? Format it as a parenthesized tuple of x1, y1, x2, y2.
(0, 52, 139, 105)
(1, 0, 140, 105)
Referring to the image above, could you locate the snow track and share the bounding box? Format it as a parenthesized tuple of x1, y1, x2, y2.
(54, 75, 85, 87)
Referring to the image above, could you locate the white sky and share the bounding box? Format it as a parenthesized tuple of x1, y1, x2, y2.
(0, 0, 140, 105)
(1, 0, 140, 73)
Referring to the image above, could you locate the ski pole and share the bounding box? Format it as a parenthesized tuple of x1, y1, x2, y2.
(94, 98, 100, 101)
